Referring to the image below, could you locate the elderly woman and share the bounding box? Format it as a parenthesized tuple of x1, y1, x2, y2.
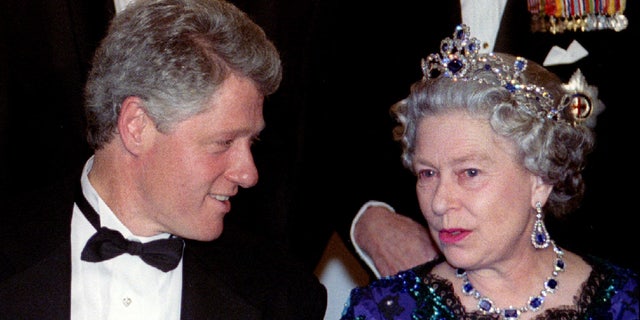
(340, 25, 638, 320)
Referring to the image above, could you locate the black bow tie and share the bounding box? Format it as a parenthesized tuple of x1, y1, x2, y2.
(76, 183, 184, 272)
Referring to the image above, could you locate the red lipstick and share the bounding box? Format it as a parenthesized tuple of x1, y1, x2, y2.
(439, 229, 470, 244)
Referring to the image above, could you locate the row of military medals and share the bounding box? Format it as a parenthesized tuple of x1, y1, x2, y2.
(528, 0, 628, 33)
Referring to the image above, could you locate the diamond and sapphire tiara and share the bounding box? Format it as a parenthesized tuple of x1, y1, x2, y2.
(421, 24, 603, 127)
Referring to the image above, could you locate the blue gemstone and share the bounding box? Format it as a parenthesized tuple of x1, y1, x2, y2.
(515, 59, 526, 71)
(504, 309, 518, 318)
(547, 279, 558, 289)
(448, 59, 463, 74)
(505, 83, 516, 92)
(455, 26, 464, 39)
(530, 297, 543, 309)
(479, 299, 492, 312)
(536, 233, 546, 244)
(557, 259, 565, 270)
(463, 282, 474, 294)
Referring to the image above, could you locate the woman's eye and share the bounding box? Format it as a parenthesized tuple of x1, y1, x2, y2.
(418, 169, 435, 179)
(464, 168, 479, 177)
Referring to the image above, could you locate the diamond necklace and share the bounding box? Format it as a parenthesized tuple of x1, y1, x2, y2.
(455, 241, 565, 320)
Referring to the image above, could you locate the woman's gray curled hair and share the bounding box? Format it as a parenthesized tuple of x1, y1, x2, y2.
(392, 53, 597, 218)
(84, 0, 282, 150)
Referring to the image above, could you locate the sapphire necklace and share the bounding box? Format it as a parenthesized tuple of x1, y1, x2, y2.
(455, 241, 565, 319)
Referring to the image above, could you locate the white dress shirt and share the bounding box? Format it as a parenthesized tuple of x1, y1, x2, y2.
(70, 156, 183, 320)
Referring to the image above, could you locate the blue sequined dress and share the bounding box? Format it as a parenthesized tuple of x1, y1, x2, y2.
(340, 256, 639, 320)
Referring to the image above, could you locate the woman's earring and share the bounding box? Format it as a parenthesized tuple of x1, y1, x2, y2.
(531, 201, 550, 249)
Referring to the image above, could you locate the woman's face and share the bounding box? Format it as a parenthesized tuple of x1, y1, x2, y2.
(412, 110, 547, 270)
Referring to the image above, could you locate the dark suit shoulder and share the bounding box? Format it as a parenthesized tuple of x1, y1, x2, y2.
(182, 221, 327, 319)
(0, 168, 79, 282)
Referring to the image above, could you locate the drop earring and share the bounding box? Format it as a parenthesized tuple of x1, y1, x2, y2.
(531, 201, 551, 249)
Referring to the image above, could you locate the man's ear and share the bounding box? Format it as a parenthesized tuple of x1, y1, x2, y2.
(117, 96, 151, 155)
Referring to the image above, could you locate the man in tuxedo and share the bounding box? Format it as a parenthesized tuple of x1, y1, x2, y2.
(0, 0, 326, 318)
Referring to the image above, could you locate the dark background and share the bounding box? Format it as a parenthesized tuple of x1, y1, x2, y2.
(1, 0, 638, 275)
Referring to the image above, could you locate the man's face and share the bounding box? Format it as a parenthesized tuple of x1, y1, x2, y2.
(139, 74, 264, 241)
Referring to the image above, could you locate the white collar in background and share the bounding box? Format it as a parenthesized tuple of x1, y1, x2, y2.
(460, 0, 508, 53)
(114, 0, 136, 14)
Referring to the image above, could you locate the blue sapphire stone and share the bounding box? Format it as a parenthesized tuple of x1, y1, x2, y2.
(535, 232, 546, 245)
(529, 296, 543, 309)
(448, 59, 463, 74)
(547, 278, 558, 290)
(478, 299, 492, 312)
(455, 26, 465, 39)
(463, 282, 474, 294)
(504, 309, 518, 318)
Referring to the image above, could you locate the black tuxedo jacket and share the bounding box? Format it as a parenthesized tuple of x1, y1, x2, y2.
(0, 169, 327, 319)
